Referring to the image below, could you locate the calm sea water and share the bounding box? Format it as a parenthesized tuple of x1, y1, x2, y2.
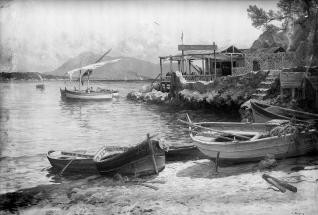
(0, 81, 240, 194)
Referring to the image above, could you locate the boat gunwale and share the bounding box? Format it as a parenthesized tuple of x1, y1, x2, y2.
(47, 150, 94, 161)
(96, 154, 165, 174)
(189, 128, 317, 146)
(251, 101, 318, 119)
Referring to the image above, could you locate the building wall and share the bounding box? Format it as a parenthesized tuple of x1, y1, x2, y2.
(244, 52, 295, 72)
(230, 52, 295, 76)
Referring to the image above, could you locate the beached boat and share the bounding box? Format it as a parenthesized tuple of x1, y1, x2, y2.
(61, 49, 120, 101)
(47, 150, 98, 174)
(165, 145, 207, 161)
(250, 100, 318, 123)
(94, 137, 166, 176)
(181, 115, 318, 164)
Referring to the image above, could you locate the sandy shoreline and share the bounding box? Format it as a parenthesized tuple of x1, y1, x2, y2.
(1, 156, 318, 215)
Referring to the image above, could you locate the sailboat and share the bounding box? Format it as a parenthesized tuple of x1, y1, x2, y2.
(36, 73, 45, 89)
(60, 49, 120, 100)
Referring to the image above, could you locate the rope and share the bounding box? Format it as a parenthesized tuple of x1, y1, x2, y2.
(59, 159, 75, 176)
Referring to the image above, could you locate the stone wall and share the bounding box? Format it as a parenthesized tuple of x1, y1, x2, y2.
(244, 52, 295, 72)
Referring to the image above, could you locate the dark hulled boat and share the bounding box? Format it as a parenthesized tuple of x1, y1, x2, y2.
(94, 138, 166, 176)
(47, 150, 98, 174)
(250, 100, 318, 123)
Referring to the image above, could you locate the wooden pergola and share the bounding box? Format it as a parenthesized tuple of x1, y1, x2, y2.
(159, 44, 244, 83)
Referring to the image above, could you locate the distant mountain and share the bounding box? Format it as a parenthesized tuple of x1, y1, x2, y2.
(47, 52, 162, 80)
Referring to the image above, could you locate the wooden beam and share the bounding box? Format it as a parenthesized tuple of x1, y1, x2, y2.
(178, 44, 217, 51)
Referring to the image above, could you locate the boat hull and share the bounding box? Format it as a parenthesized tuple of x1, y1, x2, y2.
(192, 131, 317, 163)
(165, 145, 207, 161)
(60, 88, 115, 100)
(250, 101, 318, 123)
(47, 150, 98, 174)
(36, 84, 45, 89)
(94, 140, 166, 176)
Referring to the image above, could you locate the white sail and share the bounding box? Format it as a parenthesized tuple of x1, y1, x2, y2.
(67, 59, 120, 80)
(37, 73, 44, 81)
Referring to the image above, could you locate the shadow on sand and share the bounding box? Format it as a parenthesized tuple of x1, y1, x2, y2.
(176, 154, 318, 179)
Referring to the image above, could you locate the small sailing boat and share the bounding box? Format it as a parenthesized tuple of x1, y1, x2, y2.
(36, 73, 45, 89)
(60, 49, 120, 101)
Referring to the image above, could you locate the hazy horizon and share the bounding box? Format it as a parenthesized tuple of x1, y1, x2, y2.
(0, 0, 278, 73)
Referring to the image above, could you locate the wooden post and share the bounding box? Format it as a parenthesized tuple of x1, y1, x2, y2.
(214, 49, 216, 79)
(147, 133, 158, 174)
(292, 88, 295, 100)
(188, 59, 191, 74)
(159, 58, 163, 91)
(302, 79, 306, 99)
(178, 60, 181, 72)
(170, 57, 173, 74)
(316, 90, 318, 109)
(181, 50, 184, 74)
(202, 59, 205, 75)
(230, 54, 233, 75)
(215, 152, 220, 173)
(280, 87, 283, 102)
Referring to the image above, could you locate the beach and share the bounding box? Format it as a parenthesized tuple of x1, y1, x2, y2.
(2, 155, 317, 215)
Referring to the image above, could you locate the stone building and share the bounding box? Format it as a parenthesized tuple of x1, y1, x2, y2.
(242, 47, 295, 73)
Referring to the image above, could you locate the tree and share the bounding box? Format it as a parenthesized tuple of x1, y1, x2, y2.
(247, 0, 318, 66)
(247, 0, 318, 31)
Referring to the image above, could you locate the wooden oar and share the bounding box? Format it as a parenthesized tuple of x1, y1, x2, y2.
(178, 119, 251, 140)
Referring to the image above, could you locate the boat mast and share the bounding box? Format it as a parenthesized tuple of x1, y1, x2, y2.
(87, 72, 90, 89)
(79, 70, 81, 91)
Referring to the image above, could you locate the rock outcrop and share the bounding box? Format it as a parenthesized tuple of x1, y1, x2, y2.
(172, 71, 268, 109)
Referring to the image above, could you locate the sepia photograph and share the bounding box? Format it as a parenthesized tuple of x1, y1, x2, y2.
(0, 0, 318, 214)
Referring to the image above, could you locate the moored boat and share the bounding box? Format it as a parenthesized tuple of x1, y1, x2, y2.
(36, 84, 45, 89)
(61, 49, 120, 101)
(250, 100, 318, 123)
(47, 150, 98, 174)
(94, 136, 166, 176)
(60, 88, 118, 100)
(181, 114, 318, 164)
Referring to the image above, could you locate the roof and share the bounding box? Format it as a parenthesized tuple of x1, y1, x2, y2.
(221, 45, 242, 54)
(160, 52, 244, 61)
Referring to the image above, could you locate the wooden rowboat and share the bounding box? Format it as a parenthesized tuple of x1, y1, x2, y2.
(94, 137, 166, 176)
(182, 115, 318, 164)
(47, 150, 98, 174)
(250, 100, 318, 123)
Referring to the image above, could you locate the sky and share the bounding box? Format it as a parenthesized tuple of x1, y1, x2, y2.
(0, 0, 279, 72)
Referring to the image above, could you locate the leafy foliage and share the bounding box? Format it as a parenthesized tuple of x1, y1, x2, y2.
(247, 0, 318, 31)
